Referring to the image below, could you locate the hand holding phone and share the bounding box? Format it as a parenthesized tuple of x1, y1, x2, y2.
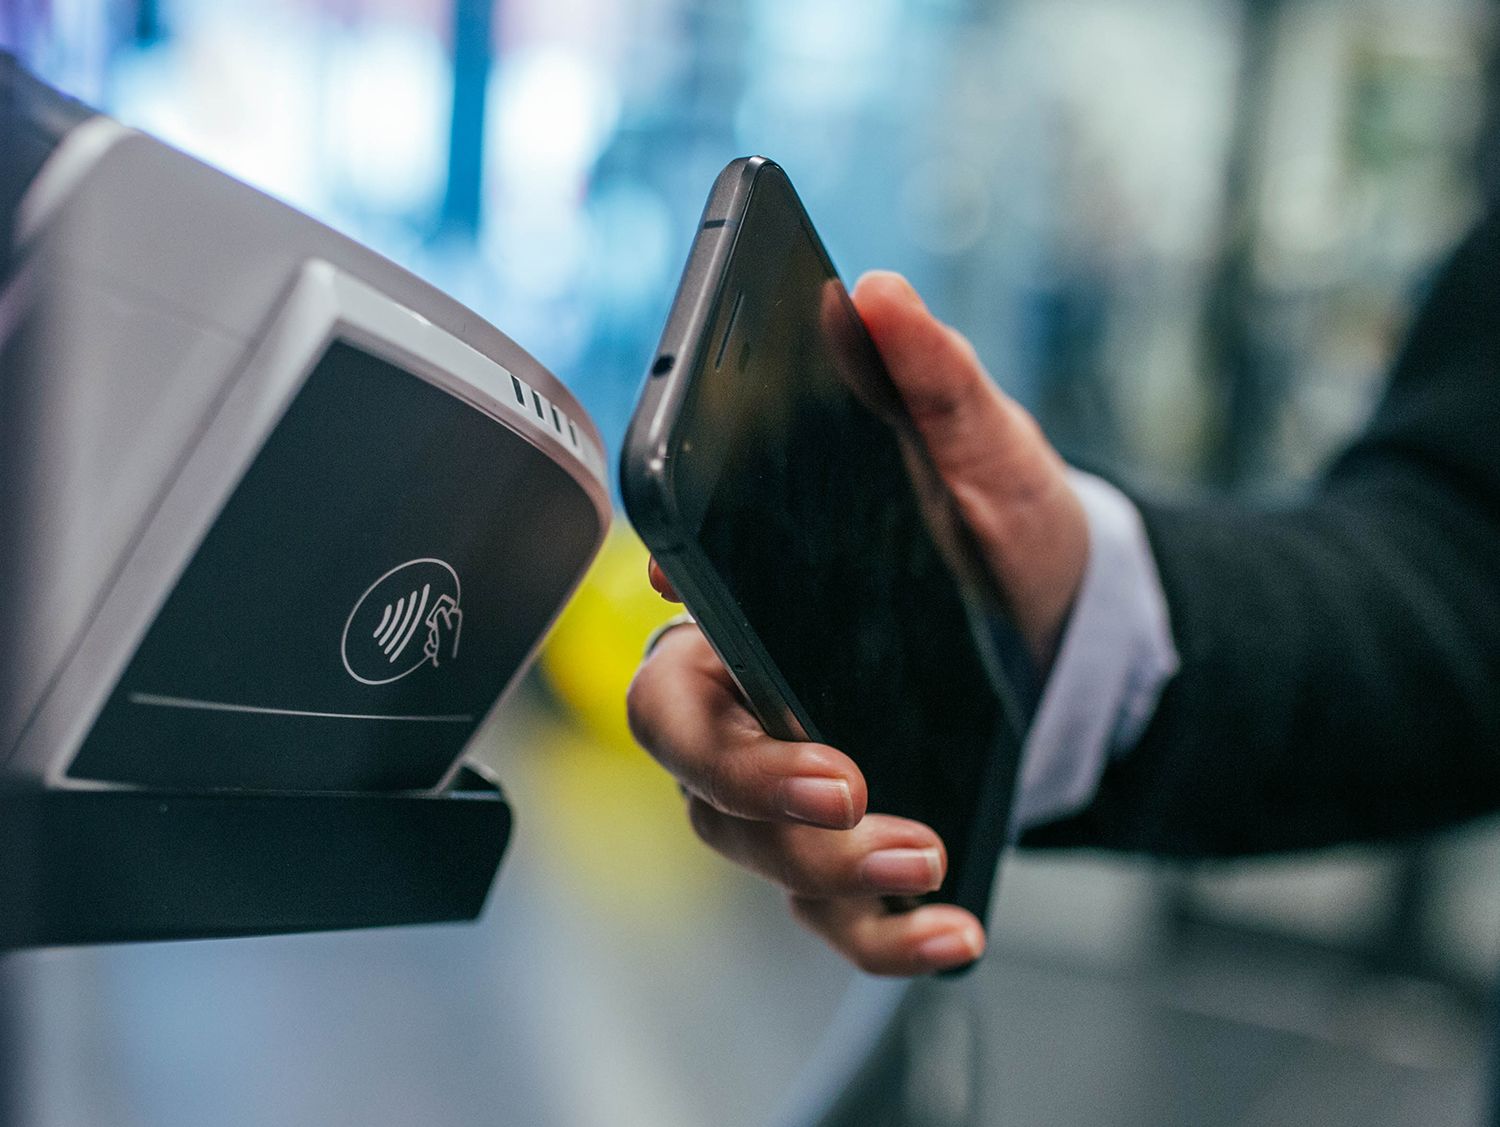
(623, 159, 1089, 975)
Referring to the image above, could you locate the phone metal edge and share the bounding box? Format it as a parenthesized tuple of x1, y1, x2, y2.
(620, 157, 815, 743)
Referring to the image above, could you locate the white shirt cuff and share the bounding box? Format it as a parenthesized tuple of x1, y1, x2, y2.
(1010, 470, 1179, 832)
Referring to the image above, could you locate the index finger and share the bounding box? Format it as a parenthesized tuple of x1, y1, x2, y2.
(647, 558, 680, 602)
(626, 626, 867, 829)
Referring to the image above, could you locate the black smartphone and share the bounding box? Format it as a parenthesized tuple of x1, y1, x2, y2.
(621, 157, 1034, 940)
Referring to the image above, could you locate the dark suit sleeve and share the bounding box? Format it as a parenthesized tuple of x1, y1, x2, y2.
(1025, 215, 1500, 857)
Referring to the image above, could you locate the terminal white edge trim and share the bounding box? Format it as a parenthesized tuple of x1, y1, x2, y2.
(320, 264, 608, 484)
(16, 117, 134, 247)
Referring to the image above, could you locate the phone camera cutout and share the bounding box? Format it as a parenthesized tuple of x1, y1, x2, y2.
(651, 354, 675, 377)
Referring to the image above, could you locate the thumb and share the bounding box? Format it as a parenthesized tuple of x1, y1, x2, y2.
(851, 271, 1088, 667)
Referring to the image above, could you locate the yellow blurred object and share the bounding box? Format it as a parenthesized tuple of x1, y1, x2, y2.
(518, 713, 735, 929)
(539, 524, 683, 752)
(527, 523, 732, 925)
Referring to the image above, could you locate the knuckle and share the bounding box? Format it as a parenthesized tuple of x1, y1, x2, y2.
(972, 471, 1053, 555)
(767, 844, 820, 896)
(787, 895, 885, 974)
(786, 893, 822, 930)
(845, 936, 889, 976)
(685, 797, 722, 848)
(700, 748, 762, 819)
(623, 668, 660, 750)
(697, 754, 736, 814)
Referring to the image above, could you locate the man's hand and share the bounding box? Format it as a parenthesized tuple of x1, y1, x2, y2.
(626, 271, 1089, 975)
(856, 272, 1087, 670)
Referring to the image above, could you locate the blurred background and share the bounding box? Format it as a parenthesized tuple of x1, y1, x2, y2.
(3, 0, 1499, 1123)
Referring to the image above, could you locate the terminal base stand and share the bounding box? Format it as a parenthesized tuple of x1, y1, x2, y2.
(0, 767, 511, 949)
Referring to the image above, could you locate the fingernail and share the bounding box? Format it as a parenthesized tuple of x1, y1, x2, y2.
(779, 777, 854, 828)
(860, 848, 942, 894)
(915, 926, 984, 968)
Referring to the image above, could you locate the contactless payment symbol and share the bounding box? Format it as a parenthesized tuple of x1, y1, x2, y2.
(342, 558, 464, 685)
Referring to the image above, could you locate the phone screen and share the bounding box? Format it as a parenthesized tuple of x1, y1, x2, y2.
(672, 167, 1027, 916)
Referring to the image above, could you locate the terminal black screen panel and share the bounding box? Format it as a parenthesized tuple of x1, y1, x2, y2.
(72, 341, 600, 792)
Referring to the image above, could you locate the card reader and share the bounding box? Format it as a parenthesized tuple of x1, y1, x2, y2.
(0, 113, 610, 795)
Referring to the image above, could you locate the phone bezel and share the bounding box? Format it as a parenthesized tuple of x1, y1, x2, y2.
(623, 158, 819, 743)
